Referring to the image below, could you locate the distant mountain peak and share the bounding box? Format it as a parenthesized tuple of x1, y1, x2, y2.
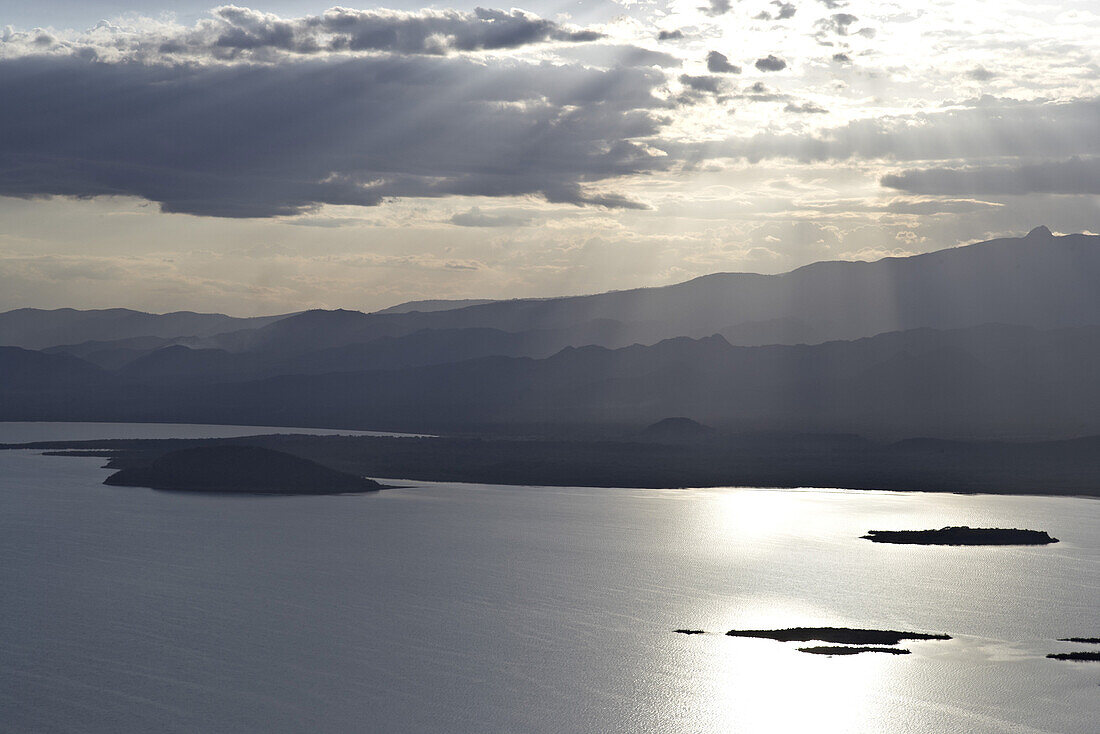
(1025, 225, 1053, 239)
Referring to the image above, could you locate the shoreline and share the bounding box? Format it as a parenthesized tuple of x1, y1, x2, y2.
(4, 422, 1100, 498)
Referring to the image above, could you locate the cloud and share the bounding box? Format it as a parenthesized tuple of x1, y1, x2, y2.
(697, 97, 1100, 163)
(772, 2, 798, 20)
(754, 54, 787, 71)
(738, 81, 790, 101)
(881, 157, 1100, 195)
(450, 206, 531, 227)
(699, 0, 732, 17)
(784, 101, 829, 114)
(966, 65, 997, 81)
(831, 52, 851, 63)
(800, 197, 1004, 215)
(8, 6, 605, 60)
(0, 54, 670, 217)
(657, 29, 684, 41)
(680, 73, 725, 94)
(813, 12, 873, 42)
(816, 13, 859, 36)
(706, 51, 741, 73)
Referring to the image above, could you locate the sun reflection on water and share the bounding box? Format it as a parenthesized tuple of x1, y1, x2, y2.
(660, 488, 936, 732)
(669, 626, 909, 733)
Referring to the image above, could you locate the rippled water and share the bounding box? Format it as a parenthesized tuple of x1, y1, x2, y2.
(1, 424, 1097, 733)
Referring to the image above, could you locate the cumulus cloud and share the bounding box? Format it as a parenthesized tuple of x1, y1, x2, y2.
(738, 81, 790, 101)
(706, 51, 741, 73)
(680, 73, 725, 94)
(772, 2, 798, 20)
(0, 54, 669, 217)
(754, 54, 787, 71)
(784, 101, 828, 113)
(657, 29, 684, 41)
(699, 0, 733, 17)
(816, 13, 859, 36)
(966, 65, 997, 81)
(1, 6, 605, 60)
(881, 157, 1100, 196)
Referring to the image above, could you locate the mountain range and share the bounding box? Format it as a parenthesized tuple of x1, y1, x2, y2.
(3, 226, 1099, 440)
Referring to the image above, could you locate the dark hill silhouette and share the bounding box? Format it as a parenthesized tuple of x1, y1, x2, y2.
(376, 298, 496, 314)
(113, 323, 634, 384)
(4, 323, 1099, 440)
(43, 335, 177, 370)
(0, 346, 111, 390)
(104, 445, 382, 493)
(0, 308, 292, 350)
(637, 417, 717, 443)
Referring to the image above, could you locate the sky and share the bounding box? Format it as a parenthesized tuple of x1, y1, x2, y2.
(0, 0, 1098, 315)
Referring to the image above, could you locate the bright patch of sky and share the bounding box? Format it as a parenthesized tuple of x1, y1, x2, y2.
(0, 1, 1097, 314)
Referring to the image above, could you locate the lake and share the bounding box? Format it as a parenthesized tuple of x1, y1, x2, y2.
(1, 423, 1097, 733)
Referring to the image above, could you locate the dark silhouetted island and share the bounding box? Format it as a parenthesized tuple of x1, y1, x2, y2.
(725, 627, 951, 645)
(1058, 637, 1100, 644)
(797, 646, 911, 656)
(104, 445, 383, 494)
(637, 417, 716, 443)
(862, 527, 1058, 545)
(673, 629, 706, 635)
(1047, 652, 1100, 662)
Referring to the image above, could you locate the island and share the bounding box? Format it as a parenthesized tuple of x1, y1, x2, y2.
(1058, 637, 1100, 644)
(1047, 652, 1100, 662)
(673, 629, 706, 635)
(104, 445, 384, 494)
(797, 646, 911, 656)
(725, 627, 951, 645)
(861, 527, 1058, 545)
(636, 417, 717, 444)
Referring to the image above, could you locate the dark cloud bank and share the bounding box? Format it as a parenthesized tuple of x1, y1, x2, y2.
(883, 157, 1100, 196)
(103, 5, 604, 58)
(2, 3, 1098, 220)
(0, 54, 669, 216)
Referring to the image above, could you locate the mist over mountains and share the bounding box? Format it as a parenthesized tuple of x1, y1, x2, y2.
(3, 227, 1099, 440)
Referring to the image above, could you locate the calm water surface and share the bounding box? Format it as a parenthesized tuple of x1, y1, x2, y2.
(1, 424, 1097, 733)
(0, 421, 425, 443)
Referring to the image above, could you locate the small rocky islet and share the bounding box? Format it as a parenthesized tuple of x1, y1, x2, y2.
(724, 627, 951, 645)
(675, 626, 952, 657)
(797, 646, 911, 656)
(861, 527, 1058, 545)
(1047, 651, 1100, 662)
(678, 626, 1100, 664)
